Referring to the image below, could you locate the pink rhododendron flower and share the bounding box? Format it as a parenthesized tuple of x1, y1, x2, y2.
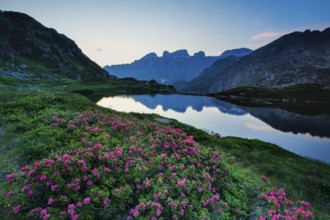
(12, 205, 20, 213)
(34, 161, 41, 168)
(132, 209, 139, 217)
(177, 180, 185, 187)
(72, 214, 79, 220)
(87, 180, 93, 186)
(6, 190, 13, 198)
(48, 198, 55, 205)
(83, 197, 91, 204)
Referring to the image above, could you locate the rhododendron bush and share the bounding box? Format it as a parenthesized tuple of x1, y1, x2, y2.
(1, 110, 313, 219)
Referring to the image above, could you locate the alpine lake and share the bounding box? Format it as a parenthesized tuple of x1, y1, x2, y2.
(97, 94, 330, 164)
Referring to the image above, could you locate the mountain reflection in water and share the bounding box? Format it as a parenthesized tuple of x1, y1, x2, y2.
(97, 94, 330, 163)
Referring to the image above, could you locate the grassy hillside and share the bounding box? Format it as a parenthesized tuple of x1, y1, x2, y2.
(0, 77, 329, 219)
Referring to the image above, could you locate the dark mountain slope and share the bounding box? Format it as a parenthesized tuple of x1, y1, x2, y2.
(0, 10, 109, 79)
(187, 28, 330, 93)
(179, 56, 239, 93)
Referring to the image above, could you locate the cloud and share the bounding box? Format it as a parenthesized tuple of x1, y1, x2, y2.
(250, 31, 286, 41)
(245, 122, 273, 131)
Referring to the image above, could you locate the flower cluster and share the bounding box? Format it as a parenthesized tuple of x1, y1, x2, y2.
(1, 110, 313, 219)
(258, 176, 313, 220)
(2, 110, 236, 219)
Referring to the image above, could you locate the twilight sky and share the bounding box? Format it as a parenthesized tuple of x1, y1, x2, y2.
(2, 0, 330, 66)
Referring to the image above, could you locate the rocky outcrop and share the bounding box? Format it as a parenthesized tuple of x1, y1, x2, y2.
(0, 10, 109, 79)
(104, 48, 252, 84)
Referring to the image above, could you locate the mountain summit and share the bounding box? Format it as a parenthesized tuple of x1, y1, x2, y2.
(104, 48, 252, 84)
(0, 11, 109, 79)
(191, 28, 330, 93)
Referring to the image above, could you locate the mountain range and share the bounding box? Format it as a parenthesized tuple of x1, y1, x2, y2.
(0, 10, 109, 79)
(104, 48, 252, 84)
(181, 28, 330, 93)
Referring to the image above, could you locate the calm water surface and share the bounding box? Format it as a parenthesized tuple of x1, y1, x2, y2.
(97, 94, 330, 163)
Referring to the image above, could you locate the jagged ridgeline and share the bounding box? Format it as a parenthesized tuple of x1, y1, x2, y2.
(0, 11, 109, 79)
(104, 48, 252, 84)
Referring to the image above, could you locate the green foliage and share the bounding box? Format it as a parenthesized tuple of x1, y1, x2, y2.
(0, 84, 328, 218)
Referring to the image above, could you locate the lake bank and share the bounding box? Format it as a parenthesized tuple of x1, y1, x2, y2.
(0, 75, 329, 218)
(0, 89, 329, 218)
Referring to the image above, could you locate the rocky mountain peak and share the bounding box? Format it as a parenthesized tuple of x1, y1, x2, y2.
(0, 11, 108, 79)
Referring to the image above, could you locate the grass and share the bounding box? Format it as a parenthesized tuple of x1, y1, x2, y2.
(0, 75, 329, 219)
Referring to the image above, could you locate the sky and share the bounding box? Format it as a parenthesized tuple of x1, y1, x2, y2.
(2, 0, 330, 66)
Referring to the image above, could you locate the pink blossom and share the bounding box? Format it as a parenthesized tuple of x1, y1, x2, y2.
(177, 180, 185, 187)
(132, 209, 139, 217)
(27, 190, 33, 196)
(76, 202, 83, 207)
(87, 180, 93, 186)
(77, 160, 85, 165)
(259, 216, 266, 220)
(6, 190, 13, 198)
(81, 166, 88, 172)
(48, 198, 55, 205)
(68, 209, 75, 215)
(27, 170, 35, 177)
(40, 209, 48, 216)
(51, 185, 57, 191)
(71, 214, 79, 220)
(156, 209, 162, 217)
(68, 204, 75, 210)
(92, 168, 100, 178)
(145, 178, 150, 187)
(103, 197, 109, 207)
(83, 197, 91, 204)
(12, 205, 20, 213)
(34, 161, 41, 168)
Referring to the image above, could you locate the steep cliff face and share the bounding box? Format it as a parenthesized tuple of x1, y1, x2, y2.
(104, 48, 252, 84)
(205, 28, 330, 93)
(0, 11, 109, 79)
